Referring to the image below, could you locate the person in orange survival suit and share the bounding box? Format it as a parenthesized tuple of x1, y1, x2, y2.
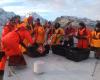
(27, 18, 50, 57)
(2, 18, 16, 37)
(16, 16, 32, 54)
(18, 22, 28, 54)
(26, 16, 34, 35)
(51, 23, 64, 45)
(33, 18, 45, 44)
(64, 22, 76, 48)
(90, 22, 100, 59)
(13, 16, 30, 54)
(13, 15, 21, 28)
(76, 22, 90, 48)
(44, 21, 54, 44)
(1, 25, 34, 68)
(51, 23, 65, 56)
(0, 18, 16, 75)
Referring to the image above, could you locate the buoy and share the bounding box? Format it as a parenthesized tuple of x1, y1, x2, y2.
(33, 61, 45, 74)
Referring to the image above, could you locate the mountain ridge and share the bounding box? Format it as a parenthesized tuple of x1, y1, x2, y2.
(55, 16, 97, 27)
(0, 8, 97, 27)
(0, 8, 15, 26)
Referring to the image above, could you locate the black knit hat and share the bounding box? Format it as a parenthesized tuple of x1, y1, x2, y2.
(55, 23, 60, 29)
(96, 22, 100, 28)
(36, 18, 40, 22)
(79, 22, 86, 28)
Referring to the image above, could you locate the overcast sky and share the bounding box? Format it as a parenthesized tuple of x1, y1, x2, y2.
(0, 0, 100, 21)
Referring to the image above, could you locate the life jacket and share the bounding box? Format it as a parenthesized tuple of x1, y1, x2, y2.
(78, 28, 87, 37)
(15, 23, 27, 53)
(15, 27, 34, 46)
(55, 28, 64, 35)
(31, 26, 46, 53)
(34, 26, 45, 44)
(15, 23, 20, 28)
(2, 25, 15, 37)
(90, 31, 100, 48)
(23, 18, 28, 23)
(15, 29, 27, 49)
(2, 27, 33, 57)
(77, 28, 90, 48)
(51, 28, 64, 45)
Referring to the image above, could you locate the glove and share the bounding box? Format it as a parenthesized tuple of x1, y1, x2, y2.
(75, 36, 81, 39)
(80, 36, 87, 39)
(75, 36, 87, 39)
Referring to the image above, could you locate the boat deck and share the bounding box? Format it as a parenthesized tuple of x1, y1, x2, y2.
(3, 51, 100, 80)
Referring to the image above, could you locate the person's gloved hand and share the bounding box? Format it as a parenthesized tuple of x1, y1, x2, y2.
(80, 36, 87, 39)
(75, 36, 81, 39)
(75, 36, 87, 39)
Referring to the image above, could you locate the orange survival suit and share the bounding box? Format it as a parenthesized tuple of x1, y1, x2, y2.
(76, 22, 90, 48)
(51, 23, 64, 45)
(90, 23, 100, 59)
(1, 27, 34, 71)
(0, 20, 16, 73)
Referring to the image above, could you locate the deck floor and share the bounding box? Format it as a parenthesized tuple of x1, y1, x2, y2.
(3, 51, 100, 80)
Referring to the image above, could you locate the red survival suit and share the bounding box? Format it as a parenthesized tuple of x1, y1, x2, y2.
(1, 27, 34, 70)
(0, 22, 15, 73)
(77, 27, 90, 48)
(2, 27, 34, 56)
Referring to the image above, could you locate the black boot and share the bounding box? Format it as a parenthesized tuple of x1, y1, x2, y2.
(95, 56, 100, 59)
(0, 70, 4, 80)
(95, 52, 100, 59)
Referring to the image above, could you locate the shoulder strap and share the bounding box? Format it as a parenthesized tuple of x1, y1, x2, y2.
(78, 28, 87, 36)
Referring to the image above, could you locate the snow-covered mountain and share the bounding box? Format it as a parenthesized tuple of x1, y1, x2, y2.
(55, 16, 97, 28)
(0, 8, 97, 28)
(0, 8, 15, 26)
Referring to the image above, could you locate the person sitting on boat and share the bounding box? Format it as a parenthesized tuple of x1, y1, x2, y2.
(90, 22, 100, 59)
(51, 23, 64, 46)
(26, 18, 50, 57)
(75, 22, 90, 49)
(64, 22, 76, 48)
